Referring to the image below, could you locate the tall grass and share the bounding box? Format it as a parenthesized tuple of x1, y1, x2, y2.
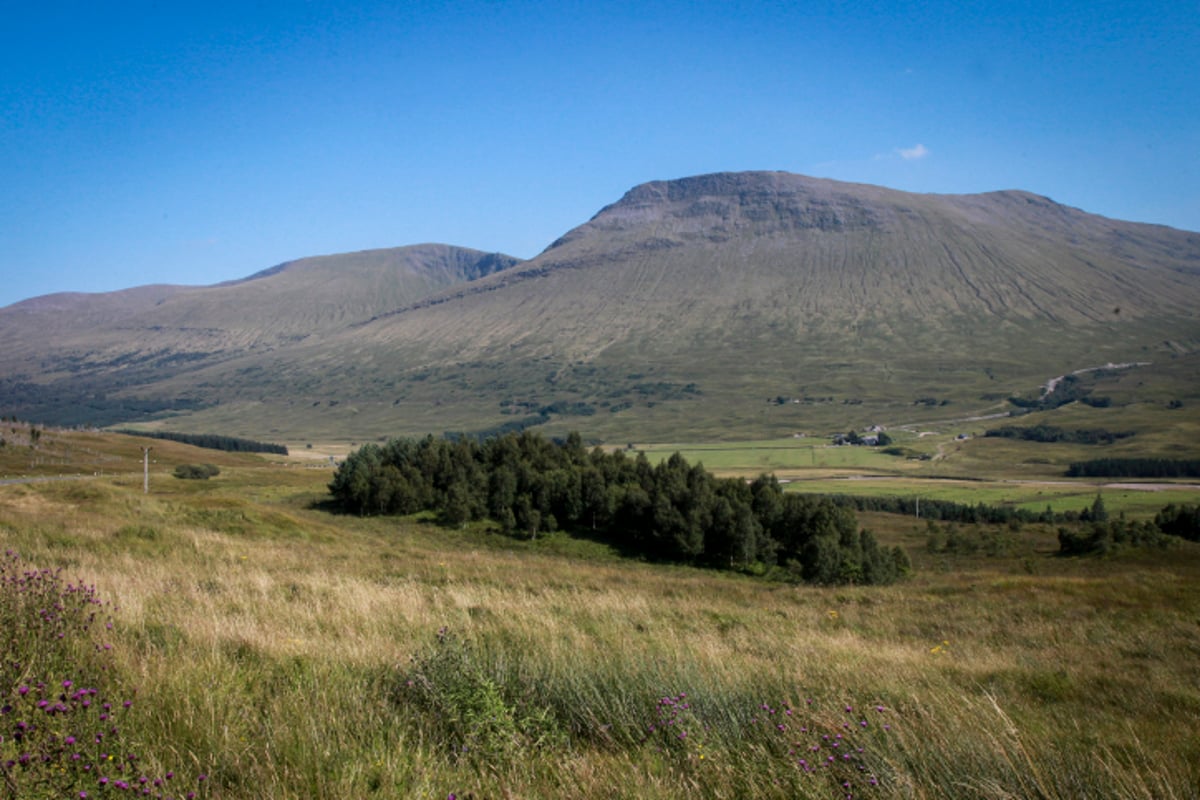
(2, 467, 1199, 798)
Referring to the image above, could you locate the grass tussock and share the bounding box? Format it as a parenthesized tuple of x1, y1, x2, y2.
(2, 465, 1199, 799)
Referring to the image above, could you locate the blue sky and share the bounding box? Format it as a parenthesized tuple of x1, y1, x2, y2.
(2, 0, 1197, 307)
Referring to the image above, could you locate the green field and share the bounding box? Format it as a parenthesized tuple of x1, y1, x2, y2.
(2, 428, 1199, 799)
(637, 435, 1200, 519)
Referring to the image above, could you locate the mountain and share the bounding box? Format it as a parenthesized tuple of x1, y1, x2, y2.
(2, 171, 1198, 441)
(0, 244, 521, 426)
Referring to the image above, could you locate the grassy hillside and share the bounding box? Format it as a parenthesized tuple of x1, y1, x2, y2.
(0, 245, 520, 426)
(2, 444, 1198, 799)
(2, 172, 1198, 446)
(129, 174, 1200, 442)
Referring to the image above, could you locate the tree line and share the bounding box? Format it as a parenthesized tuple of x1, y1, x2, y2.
(821, 493, 1063, 525)
(1065, 458, 1200, 478)
(117, 430, 289, 455)
(984, 424, 1134, 445)
(328, 432, 909, 585)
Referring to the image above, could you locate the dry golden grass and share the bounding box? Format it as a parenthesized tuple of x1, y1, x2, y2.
(3, 462, 1199, 799)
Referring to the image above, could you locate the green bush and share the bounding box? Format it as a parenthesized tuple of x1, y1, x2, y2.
(173, 463, 221, 480)
(395, 628, 563, 760)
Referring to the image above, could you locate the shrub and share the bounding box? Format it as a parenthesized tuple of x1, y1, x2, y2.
(173, 464, 220, 480)
(394, 628, 563, 760)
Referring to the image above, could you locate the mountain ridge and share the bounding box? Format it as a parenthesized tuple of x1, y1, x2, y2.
(2, 171, 1198, 440)
(0, 244, 520, 399)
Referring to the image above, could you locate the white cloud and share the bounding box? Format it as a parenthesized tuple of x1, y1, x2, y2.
(897, 143, 929, 160)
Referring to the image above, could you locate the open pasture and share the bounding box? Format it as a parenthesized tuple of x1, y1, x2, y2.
(3, 448, 1199, 799)
(638, 437, 920, 477)
(638, 436, 1200, 519)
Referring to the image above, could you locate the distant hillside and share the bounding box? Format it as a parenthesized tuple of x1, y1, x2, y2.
(0, 244, 520, 426)
(2, 171, 1198, 441)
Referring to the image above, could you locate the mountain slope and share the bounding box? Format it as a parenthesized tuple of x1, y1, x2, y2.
(0, 244, 520, 425)
(320, 173, 1198, 367)
(2, 171, 1198, 440)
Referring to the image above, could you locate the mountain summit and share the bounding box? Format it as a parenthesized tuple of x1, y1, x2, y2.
(1, 171, 1197, 439)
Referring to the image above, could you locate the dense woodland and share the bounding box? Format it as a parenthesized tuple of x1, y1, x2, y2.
(328, 432, 909, 584)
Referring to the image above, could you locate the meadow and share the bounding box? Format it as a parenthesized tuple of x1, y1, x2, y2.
(2, 428, 1199, 799)
(638, 436, 1200, 519)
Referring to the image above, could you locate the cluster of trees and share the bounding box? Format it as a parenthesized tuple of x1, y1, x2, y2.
(984, 425, 1134, 445)
(1058, 499, 1200, 555)
(328, 432, 909, 584)
(1066, 458, 1200, 478)
(2, 380, 213, 428)
(120, 430, 288, 455)
(1155, 504, 1200, 542)
(173, 463, 220, 480)
(1057, 518, 1169, 556)
(1008, 375, 1110, 412)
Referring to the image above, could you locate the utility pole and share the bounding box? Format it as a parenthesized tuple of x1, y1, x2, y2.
(142, 447, 152, 494)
